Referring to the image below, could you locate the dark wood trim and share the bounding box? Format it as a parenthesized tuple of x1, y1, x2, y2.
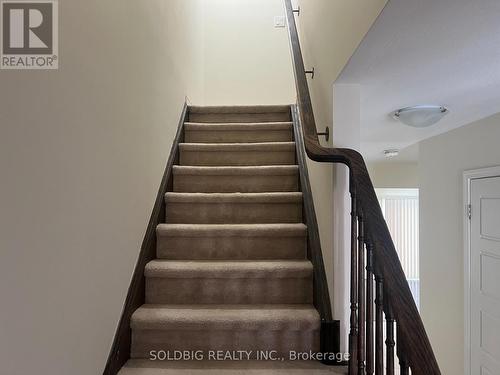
(320, 320, 341, 365)
(291, 105, 332, 323)
(103, 103, 188, 375)
(284, 1, 440, 374)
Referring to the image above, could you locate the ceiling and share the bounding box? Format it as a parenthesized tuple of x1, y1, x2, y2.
(336, 0, 500, 162)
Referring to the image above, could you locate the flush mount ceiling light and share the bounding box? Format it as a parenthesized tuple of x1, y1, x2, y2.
(384, 149, 399, 158)
(393, 105, 449, 128)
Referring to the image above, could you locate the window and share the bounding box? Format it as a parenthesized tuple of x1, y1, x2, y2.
(376, 188, 420, 308)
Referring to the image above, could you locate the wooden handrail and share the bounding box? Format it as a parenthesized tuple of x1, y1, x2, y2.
(284, 1, 440, 374)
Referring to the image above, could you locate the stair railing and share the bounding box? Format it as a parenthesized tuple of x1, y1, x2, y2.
(284, 1, 441, 374)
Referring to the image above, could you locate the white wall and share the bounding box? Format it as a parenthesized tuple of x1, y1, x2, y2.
(0, 1, 203, 374)
(419, 112, 500, 375)
(368, 162, 419, 188)
(201, 0, 295, 105)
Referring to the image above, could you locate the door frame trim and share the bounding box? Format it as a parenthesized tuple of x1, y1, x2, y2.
(463, 166, 500, 375)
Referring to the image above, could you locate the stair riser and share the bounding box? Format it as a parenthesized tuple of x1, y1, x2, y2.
(145, 278, 312, 304)
(185, 129, 293, 143)
(165, 202, 302, 224)
(157, 235, 306, 260)
(188, 112, 291, 123)
(173, 174, 299, 193)
(131, 329, 319, 359)
(179, 150, 295, 166)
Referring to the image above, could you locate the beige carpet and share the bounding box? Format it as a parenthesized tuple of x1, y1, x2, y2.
(119, 360, 346, 374)
(118, 106, 331, 374)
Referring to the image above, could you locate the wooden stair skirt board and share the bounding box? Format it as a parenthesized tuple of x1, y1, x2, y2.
(103, 104, 340, 375)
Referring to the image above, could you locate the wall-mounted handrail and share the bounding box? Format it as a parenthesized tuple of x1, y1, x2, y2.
(283, 1, 440, 374)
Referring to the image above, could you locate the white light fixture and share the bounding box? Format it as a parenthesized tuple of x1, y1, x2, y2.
(393, 105, 449, 128)
(384, 149, 399, 158)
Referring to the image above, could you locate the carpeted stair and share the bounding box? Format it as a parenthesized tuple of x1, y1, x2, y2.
(118, 106, 343, 374)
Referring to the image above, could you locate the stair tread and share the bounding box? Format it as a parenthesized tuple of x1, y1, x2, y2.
(165, 192, 302, 203)
(156, 223, 307, 237)
(185, 122, 292, 130)
(145, 260, 313, 278)
(155, 224, 307, 261)
(119, 359, 346, 374)
(173, 165, 298, 176)
(184, 122, 293, 144)
(187, 106, 291, 124)
(189, 105, 291, 114)
(179, 142, 295, 151)
(131, 304, 320, 331)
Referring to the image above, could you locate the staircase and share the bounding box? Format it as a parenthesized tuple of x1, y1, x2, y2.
(115, 106, 343, 374)
(108, 2, 442, 372)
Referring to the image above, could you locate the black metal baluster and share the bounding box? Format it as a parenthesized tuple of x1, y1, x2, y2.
(397, 324, 410, 375)
(358, 214, 366, 374)
(348, 195, 359, 375)
(365, 243, 374, 375)
(385, 303, 395, 375)
(400, 359, 410, 375)
(375, 274, 384, 375)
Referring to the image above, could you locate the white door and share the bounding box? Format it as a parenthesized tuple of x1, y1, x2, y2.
(470, 176, 500, 375)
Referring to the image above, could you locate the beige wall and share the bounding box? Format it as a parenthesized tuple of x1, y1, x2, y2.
(0, 1, 203, 374)
(201, 0, 295, 105)
(368, 162, 419, 188)
(419, 112, 500, 375)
